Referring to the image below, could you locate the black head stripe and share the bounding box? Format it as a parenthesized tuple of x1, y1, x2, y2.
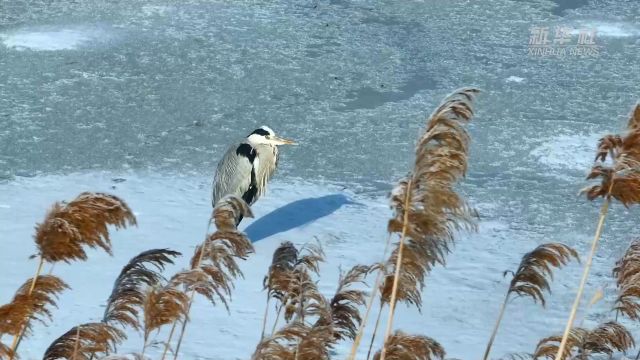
(250, 128, 271, 137)
(236, 143, 257, 163)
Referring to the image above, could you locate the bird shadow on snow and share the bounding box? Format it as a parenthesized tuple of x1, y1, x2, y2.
(243, 193, 359, 242)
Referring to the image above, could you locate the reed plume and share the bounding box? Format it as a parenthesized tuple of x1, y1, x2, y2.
(556, 103, 640, 360)
(0, 275, 69, 359)
(326, 264, 371, 341)
(98, 355, 147, 360)
(534, 321, 634, 360)
(0, 275, 68, 337)
(283, 243, 325, 323)
(103, 249, 181, 332)
(9, 192, 136, 357)
(500, 353, 534, 360)
(376, 87, 480, 360)
(43, 322, 125, 360)
(253, 250, 373, 360)
(482, 243, 578, 360)
(252, 321, 333, 360)
(373, 331, 445, 360)
(142, 285, 190, 353)
(252, 243, 327, 359)
(35, 192, 136, 263)
(0, 344, 14, 360)
(169, 267, 229, 309)
(612, 239, 640, 320)
(163, 195, 254, 359)
(261, 242, 299, 338)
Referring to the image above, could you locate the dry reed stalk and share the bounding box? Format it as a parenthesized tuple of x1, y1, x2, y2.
(373, 331, 445, 360)
(161, 195, 254, 360)
(366, 305, 384, 360)
(379, 179, 412, 360)
(44, 322, 125, 360)
(9, 192, 135, 358)
(72, 326, 81, 359)
(376, 88, 480, 360)
(348, 236, 390, 360)
(555, 103, 640, 360)
(482, 243, 579, 360)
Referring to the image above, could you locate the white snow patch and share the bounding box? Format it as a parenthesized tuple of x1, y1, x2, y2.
(141, 5, 172, 16)
(505, 76, 525, 83)
(0, 26, 109, 51)
(570, 22, 640, 38)
(530, 132, 602, 172)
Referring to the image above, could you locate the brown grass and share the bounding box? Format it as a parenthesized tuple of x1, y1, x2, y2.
(7, 192, 136, 357)
(253, 321, 333, 360)
(143, 285, 190, 351)
(261, 241, 299, 338)
(0, 344, 15, 360)
(373, 331, 445, 360)
(382, 87, 480, 303)
(164, 195, 255, 359)
(35, 192, 136, 263)
(507, 243, 579, 306)
(582, 104, 640, 206)
(0, 275, 68, 337)
(534, 321, 634, 360)
(43, 322, 125, 360)
(556, 103, 640, 360)
(265, 242, 299, 301)
(482, 243, 579, 360)
(377, 87, 480, 360)
(282, 243, 325, 323)
(253, 244, 373, 360)
(325, 264, 371, 341)
(103, 249, 181, 332)
(612, 239, 640, 320)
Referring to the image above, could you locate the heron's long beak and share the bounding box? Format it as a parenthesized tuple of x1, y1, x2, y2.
(272, 136, 297, 145)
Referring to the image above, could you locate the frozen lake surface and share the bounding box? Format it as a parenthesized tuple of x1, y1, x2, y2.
(1, 0, 640, 359)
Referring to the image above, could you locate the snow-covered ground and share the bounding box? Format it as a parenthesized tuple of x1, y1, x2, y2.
(0, 171, 626, 359)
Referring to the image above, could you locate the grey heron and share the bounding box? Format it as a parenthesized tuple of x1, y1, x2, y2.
(211, 126, 296, 216)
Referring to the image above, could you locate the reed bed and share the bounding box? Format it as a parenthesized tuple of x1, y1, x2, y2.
(2, 95, 640, 360)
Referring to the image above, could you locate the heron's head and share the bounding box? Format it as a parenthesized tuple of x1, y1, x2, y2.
(247, 126, 297, 146)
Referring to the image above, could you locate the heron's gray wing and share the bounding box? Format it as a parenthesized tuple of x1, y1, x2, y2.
(254, 144, 278, 199)
(212, 143, 256, 207)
